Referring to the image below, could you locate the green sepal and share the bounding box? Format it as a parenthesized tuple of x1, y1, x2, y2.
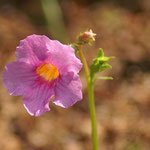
(69, 43, 79, 53)
(90, 48, 114, 78)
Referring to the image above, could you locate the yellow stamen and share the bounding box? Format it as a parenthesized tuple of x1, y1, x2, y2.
(36, 63, 59, 81)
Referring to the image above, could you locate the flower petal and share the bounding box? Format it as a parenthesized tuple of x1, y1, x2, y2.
(16, 35, 51, 65)
(2, 62, 36, 96)
(53, 72, 82, 108)
(16, 35, 82, 73)
(45, 40, 82, 74)
(23, 83, 54, 116)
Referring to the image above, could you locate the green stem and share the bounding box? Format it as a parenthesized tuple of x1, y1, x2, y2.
(78, 46, 99, 150)
(88, 78, 99, 150)
(78, 45, 89, 83)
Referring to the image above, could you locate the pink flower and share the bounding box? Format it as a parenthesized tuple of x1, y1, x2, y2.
(2, 35, 83, 116)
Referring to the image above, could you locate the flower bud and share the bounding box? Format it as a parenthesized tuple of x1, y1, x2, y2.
(77, 29, 96, 45)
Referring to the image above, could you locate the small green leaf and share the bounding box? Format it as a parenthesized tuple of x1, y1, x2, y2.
(97, 56, 114, 62)
(98, 48, 104, 57)
(95, 76, 113, 80)
(98, 63, 112, 72)
(90, 48, 114, 78)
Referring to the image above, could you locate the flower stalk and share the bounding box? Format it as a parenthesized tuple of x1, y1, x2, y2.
(88, 78, 99, 150)
(71, 29, 114, 150)
(78, 45, 99, 150)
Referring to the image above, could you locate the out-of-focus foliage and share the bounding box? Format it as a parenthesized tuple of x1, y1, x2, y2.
(1, 0, 150, 150)
(41, 0, 68, 41)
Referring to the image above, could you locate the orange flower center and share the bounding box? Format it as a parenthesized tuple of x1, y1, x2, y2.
(36, 63, 59, 81)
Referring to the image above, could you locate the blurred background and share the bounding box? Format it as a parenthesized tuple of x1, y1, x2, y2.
(0, 0, 150, 150)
